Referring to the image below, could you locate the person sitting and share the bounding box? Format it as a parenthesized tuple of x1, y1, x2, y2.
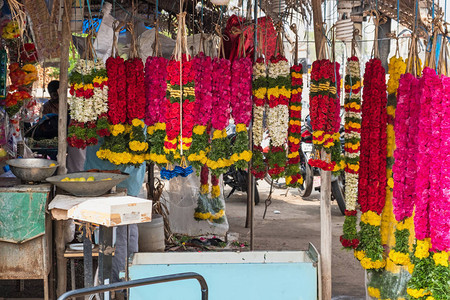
(42, 80, 60, 115)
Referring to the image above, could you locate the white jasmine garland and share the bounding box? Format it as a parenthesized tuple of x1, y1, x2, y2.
(253, 105, 265, 145)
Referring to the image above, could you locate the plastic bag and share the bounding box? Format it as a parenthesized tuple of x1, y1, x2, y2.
(161, 172, 228, 237)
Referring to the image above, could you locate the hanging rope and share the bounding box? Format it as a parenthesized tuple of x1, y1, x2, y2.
(369, 10, 386, 59)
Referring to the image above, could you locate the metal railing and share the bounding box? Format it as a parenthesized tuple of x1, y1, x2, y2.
(57, 272, 208, 300)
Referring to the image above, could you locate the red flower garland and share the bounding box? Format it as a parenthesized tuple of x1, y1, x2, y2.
(358, 58, 387, 215)
(106, 56, 127, 124)
(308, 59, 342, 171)
(125, 58, 146, 122)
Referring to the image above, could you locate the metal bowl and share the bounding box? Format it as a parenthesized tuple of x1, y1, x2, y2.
(6, 158, 58, 183)
(46, 172, 129, 197)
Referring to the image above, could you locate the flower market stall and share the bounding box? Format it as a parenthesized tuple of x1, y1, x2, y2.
(1, 0, 450, 298)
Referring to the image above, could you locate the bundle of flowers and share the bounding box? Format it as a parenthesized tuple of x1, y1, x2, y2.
(230, 57, 253, 170)
(164, 54, 195, 164)
(9, 63, 38, 90)
(266, 55, 290, 179)
(251, 58, 268, 179)
(68, 59, 108, 148)
(340, 56, 361, 250)
(2, 20, 19, 39)
(194, 165, 225, 223)
(188, 53, 213, 171)
(4, 90, 31, 117)
(308, 59, 343, 172)
(20, 43, 38, 64)
(206, 57, 232, 176)
(144, 56, 168, 166)
(285, 64, 303, 187)
(97, 57, 130, 164)
(355, 58, 387, 270)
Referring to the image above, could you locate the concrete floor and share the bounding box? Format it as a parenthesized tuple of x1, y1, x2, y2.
(224, 179, 366, 299)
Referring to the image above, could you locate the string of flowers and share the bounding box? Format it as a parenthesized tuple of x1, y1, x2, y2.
(125, 58, 147, 166)
(391, 67, 418, 267)
(285, 63, 303, 187)
(97, 56, 130, 165)
(266, 54, 290, 179)
(4, 90, 31, 117)
(230, 57, 253, 170)
(354, 58, 387, 270)
(206, 57, 232, 176)
(68, 59, 109, 149)
(251, 58, 267, 179)
(340, 56, 361, 250)
(188, 53, 213, 171)
(145, 56, 169, 166)
(194, 164, 225, 223)
(308, 59, 343, 172)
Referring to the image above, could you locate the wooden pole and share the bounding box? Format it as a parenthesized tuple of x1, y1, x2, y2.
(57, 0, 71, 175)
(56, 0, 71, 296)
(311, 0, 332, 298)
(311, 0, 324, 60)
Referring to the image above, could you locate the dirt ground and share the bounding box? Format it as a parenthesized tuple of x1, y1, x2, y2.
(224, 179, 366, 299)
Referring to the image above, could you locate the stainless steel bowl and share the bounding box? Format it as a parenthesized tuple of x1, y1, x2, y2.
(6, 158, 58, 183)
(46, 172, 129, 197)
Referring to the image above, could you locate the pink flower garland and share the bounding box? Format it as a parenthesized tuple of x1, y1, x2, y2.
(106, 56, 127, 124)
(194, 53, 213, 126)
(230, 57, 253, 126)
(415, 67, 440, 240)
(392, 73, 421, 221)
(211, 58, 231, 131)
(144, 57, 168, 126)
(430, 75, 450, 251)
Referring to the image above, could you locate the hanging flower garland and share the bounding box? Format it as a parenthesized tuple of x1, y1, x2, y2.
(206, 57, 232, 176)
(391, 68, 419, 267)
(230, 57, 253, 170)
(407, 68, 450, 300)
(188, 53, 213, 171)
(194, 165, 225, 223)
(266, 54, 290, 179)
(4, 90, 31, 117)
(97, 56, 131, 165)
(144, 56, 168, 166)
(308, 59, 343, 172)
(340, 56, 361, 250)
(354, 58, 387, 270)
(251, 58, 268, 179)
(68, 59, 109, 149)
(285, 64, 303, 187)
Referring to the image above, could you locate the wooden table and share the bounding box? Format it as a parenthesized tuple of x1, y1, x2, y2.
(0, 180, 52, 300)
(49, 193, 152, 298)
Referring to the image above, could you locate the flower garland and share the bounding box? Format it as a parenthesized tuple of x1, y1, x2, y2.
(163, 54, 195, 164)
(340, 56, 361, 250)
(206, 57, 232, 176)
(144, 56, 168, 166)
(308, 59, 343, 172)
(355, 58, 387, 270)
(391, 60, 419, 268)
(194, 165, 225, 223)
(285, 64, 303, 187)
(251, 58, 268, 179)
(188, 53, 213, 171)
(68, 59, 109, 148)
(266, 55, 290, 179)
(230, 57, 253, 170)
(2, 20, 20, 39)
(97, 56, 130, 165)
(9, 63, 38, 89)
(4, 90, 31, 117)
